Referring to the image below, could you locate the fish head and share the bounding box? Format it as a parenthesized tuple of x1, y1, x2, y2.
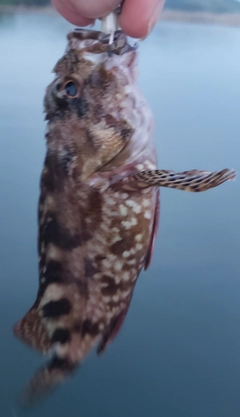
(44, 29, 154, 181)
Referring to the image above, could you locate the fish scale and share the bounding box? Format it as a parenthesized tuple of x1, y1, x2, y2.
(13, 27, 235, 403)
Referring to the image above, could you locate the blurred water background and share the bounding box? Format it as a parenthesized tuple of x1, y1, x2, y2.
(0, 7, 240, 417)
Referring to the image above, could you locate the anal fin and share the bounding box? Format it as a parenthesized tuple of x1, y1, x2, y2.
(97, 294, 133, 355)
(144, 188, 160, 270)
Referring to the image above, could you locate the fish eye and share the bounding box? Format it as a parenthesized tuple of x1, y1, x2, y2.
(64, 81, 78, 98)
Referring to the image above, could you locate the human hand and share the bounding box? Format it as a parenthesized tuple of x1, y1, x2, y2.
(52, 0, 165, 38)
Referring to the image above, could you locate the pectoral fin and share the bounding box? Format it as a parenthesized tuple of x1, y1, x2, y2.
(123, 169, 236, 192)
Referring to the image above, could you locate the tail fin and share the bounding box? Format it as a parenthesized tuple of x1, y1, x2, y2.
(14, 309, 79, 405)
(21, 356, 77, 406)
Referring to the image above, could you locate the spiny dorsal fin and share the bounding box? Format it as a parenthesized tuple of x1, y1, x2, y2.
(122, 169, 236, 192)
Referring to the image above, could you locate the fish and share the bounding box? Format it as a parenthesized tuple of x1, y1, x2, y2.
(13, 28, 236, 403)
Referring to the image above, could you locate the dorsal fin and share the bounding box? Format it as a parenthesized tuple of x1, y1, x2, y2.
(13, 308, 52, 354)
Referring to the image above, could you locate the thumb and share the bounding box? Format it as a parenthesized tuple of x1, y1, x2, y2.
(120, 0, 165, 39)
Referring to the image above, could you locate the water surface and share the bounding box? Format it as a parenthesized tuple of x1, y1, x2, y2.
(0, 13, 240, 417)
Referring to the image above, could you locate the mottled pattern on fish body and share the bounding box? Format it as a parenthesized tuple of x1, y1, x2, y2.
(14, 30, 159, 377)
(14, 29, 235, 400)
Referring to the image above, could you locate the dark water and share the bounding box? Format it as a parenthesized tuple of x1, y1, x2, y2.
(0, 13, 240, 417)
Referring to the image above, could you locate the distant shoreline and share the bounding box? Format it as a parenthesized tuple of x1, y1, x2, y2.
(1, 5, 240, 28)
(160, 9, 240, 27)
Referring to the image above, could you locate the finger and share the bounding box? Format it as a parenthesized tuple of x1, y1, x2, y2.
(120, 0, 165, 39)
(52, 0, 94, 26)
(52, 0, 119, 22)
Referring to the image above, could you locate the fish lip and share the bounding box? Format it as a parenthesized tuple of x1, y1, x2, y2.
(67, 28, 138, 56)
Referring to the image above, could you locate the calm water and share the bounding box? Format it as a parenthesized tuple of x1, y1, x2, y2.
(0, 12, 240, 417)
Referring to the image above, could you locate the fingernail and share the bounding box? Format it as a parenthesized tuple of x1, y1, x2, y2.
(147, 1, 164, 35)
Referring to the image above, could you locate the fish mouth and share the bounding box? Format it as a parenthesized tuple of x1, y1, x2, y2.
(67, 28, 137, 56)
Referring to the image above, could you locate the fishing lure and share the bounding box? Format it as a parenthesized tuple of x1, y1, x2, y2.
(14, 13, 236, 402)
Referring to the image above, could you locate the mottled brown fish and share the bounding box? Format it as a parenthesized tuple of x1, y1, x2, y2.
(14, 28, 235, 402)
